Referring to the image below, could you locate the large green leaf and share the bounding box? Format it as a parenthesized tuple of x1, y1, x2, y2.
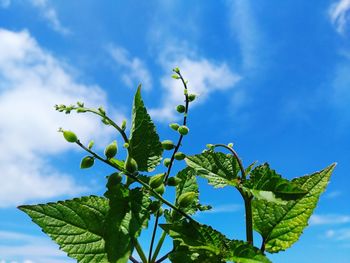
(169, 245, 225, 263)
(104, 179, 151, 263)
(128, 85, 163, 172)
(19, 196, 110, 262)
(243, 164, 307, 203)
(185, 152, 240, 188)
(253, 163, 336, 253)
(161, 221, 271, 263)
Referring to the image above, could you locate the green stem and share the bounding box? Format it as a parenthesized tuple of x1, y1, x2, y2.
(76, 141, 194, 221)
(151, 231, 166, 263)
(243, 193, 254, 245)
(129, 256, 139, 263)
(155, 251, 172, 263)
(148, 70, 190, 262)
(134, 238, 148, 263)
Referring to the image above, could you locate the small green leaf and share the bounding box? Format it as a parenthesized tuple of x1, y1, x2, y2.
(185, 152, 240, 188)
(161, 221, 271, 263)
(253, 164, 336, 253)
(243, 164, 307, 203)
(128, 85, 163, 172)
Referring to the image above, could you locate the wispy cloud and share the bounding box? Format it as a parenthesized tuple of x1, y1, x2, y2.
(329, 0, 350, 34)
(108, 45, 152, 90)
(325, 228, 350, 241)
(29, 0, 70, 35)
(0, 0, 10, 8)
(204, 204, 242, 214)
(150, 44, 240, 122)
(0, 28, 122, 207)
(310, 214, 350, 225)
(0, 231, 72, 262)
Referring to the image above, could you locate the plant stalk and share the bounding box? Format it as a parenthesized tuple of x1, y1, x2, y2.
(244, 195, 254, 245)
(134, 238, 148, 263)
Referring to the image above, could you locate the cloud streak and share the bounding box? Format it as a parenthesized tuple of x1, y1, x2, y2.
(329, 0, 350, 34)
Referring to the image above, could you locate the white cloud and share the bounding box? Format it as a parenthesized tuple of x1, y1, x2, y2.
(150, 46, 241, 122)
(30, 0, 70, 35)
(310, 214, 350, 225)
(108, 45, 152, 90)
(0, 28, 122, 207)
(329, 0, 350, 34)
(0, 231, 73, 262)
(324, 228, 350, 241)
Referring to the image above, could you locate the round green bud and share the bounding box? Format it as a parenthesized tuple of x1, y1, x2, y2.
(121, 119, 127, 130)
(98, 106, 106, 115)
(155, 184, 165, 195)
(162, 140, 175, 150)
(124, 155, 138, 174)
(173, 67, 180, 73)
(178, 125, 189, 135)
(174, 152, 186, 160)
(228, 143, 234, 148)
(88, 140, 94, 150)
(123, 142, 129, 149)
(178, 192, 197, 207)
(80, 156, 94, 169)
(206, 144, 214, 150)
(167, 177, 180, 186)
(149, 173, 165, 189)
(62, 130, 78, 143)
(76, 108, 87, 113)
(104, 140, 118, 159)
(106, 172, 123, 187)
(169, 123, 180, 131)
(176, 105, 186, 113)
(163, 158, 171, 167)
(188, 94, 196, 102)
(149, 201, 162, 214)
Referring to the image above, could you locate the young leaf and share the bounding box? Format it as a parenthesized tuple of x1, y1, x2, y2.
(185, 152, 240, 188)
(243, 164, 307, 203)
(128, 85, 163, 172)
(253, 163, 336, 253)
(160, 221, 271, 263)
(18, 196, 110, 262)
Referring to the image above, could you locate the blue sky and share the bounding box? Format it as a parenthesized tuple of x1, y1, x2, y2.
(0, 0, 350, 262)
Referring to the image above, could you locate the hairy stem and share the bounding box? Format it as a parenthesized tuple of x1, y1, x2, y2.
(148, 70, 190, 262)
(134, 238, 148, 263)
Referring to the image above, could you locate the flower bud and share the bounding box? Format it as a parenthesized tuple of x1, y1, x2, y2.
(172, 74, 180, 79)
(163, 158, 171, 167)
(104, 140, 118, 159)
(155, 184, 165, 195)
(176, 105, 186, 113)
(162, 140, 175, 150)
(149, 173, 165, 189)
(80, 156, 94, 169)
(123, 143, 129, 148)
(178, 192, 197, 207)
(98, 106, 106, 115)
(62, 130, 78, 143)
(173, 67, 180, 73)
(169, 123, 180, 131)
(174, 152, 186, 160)
(124, 155, 138, 174)
(167, 177, 181, 186)
(121, 119, 127, 130)
(88, 140, 94, 150)
(106, 172, 123, 187)
(188, 94, 196, 102)
(149, 201, 162, 214)
(178, 125, 189, 135)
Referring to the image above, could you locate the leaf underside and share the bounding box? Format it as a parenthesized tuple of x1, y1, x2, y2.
(185, 152, 240, 188)
(161, 220, 271, 263)
(244, 163, 307, 203)
(253, 163, 336, 253)
(128, 85, 163, 172)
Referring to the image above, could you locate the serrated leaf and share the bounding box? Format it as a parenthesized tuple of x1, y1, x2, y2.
(185, 152, 240, 188)
(253, 163, 336, 253)
(169, 245, 225, 263)
(161, 221, 271, 263)
(104, 180, 151, 262)
(18, 196, 110, 262)
(128, 85, 163, 171)
(244, 163, 307, 203)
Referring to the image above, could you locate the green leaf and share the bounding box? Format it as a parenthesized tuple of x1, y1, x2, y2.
(104, 179, 151, 262)
(128, 85, 163, 172)
(161, 220, 271, 263)
(243, 164, 307, 203)
(18, 196, 110, 262)
(169, 245, 225, 263)
(253, 163, 336, 253)
(185, 152, 240, 188)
